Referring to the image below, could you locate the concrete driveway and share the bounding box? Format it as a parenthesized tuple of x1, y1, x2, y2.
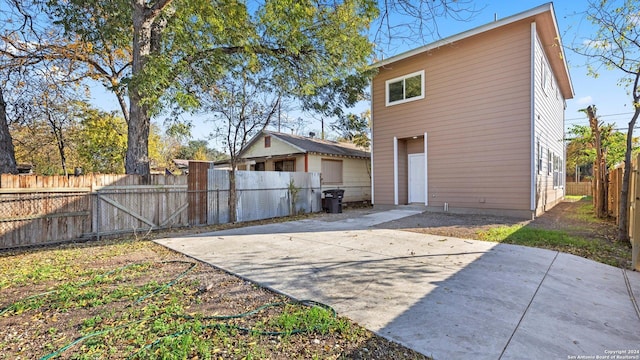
(155, 209, 640, 360)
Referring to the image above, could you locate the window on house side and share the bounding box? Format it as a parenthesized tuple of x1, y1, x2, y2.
(274, 159, 295, 172)
(321, 159, 343, 185)
(537, 141, 542, 174)
(265, 136, 271, 148)
(541, 60, 549, 95)
(547, 149, 553, 176)
(553, 154, 563, 188)
(385, 70, 425, 106)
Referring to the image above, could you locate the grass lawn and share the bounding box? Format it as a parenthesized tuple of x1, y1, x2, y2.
(477, 197, 633, 268)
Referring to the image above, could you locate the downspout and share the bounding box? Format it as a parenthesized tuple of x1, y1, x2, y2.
(530, 21, 537, 218)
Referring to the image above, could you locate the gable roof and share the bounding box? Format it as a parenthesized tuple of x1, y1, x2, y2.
(372, 2, 573, 99)
(240, 130, 370, 159)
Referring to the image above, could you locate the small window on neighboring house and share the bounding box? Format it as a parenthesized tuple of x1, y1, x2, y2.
(547, 149, 553, 175)
(321, 159, 343, 185)
(274, 159, 295, 172)
(265, 136, 271, 148)
(385, 70, 425, 106)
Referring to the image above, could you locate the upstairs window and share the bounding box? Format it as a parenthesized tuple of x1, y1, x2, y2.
(264, 136, 271, 148)
(385, 70, 425, 106)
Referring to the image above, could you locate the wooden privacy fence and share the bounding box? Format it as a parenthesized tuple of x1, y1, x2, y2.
(607, 154, 640, 270)
(0, 174, 188, 249)
(565, 182, 592, 196)
(1, 169, 323, 249)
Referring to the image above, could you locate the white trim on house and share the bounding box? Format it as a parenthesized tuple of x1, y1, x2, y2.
(370, 81, 375, 205)
(393, 136, 398, 205)
(530, 21, 537, 214)
(424, 132, 428, 207)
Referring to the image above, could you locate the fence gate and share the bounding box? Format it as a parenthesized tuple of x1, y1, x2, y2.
(188, 161, 215, 225)
(94, 186, 189, 238)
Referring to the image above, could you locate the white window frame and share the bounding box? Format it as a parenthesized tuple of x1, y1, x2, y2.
(541, 59, 549, 95)
(553, 154, 564, 189)
(385, 70, 425, 106)
(537, 140, 542, 174)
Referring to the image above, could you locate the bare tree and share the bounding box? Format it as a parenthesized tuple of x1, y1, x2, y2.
(206, 68, 280, 223)
(373, 0, 480, 54)
(572, 0, 640, 241)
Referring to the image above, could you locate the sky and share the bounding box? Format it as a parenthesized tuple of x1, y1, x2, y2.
(88, 0, 638, 148)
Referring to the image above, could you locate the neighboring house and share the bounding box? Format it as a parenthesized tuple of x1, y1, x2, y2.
(371, 3, 573, 219)
(238, 130, 371, 203)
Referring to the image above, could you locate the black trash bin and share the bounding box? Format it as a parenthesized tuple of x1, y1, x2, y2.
(322, 189, 345, 213)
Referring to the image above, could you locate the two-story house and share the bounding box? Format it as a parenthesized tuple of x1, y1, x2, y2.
(371, 3, 574, 219)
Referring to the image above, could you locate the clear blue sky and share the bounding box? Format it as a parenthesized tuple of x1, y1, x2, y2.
(90, 1, 637, 146)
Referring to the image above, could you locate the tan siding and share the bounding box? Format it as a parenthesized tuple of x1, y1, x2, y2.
(242, 134, 302, 158)
(373, 21, 533, 211)
(406, 138, 424, 154)
(308, 155, 371, 202)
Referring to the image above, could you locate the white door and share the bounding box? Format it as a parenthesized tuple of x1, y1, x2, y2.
(408, 153, 425, 203)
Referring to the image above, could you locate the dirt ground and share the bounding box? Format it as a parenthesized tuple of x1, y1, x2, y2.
(369, 199, 618, 242)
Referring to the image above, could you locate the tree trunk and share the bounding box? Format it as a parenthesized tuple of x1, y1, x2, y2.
(0, 88, 18, 174)
(228, 166, 237, 223)
(618, 108, 639, 242)
(587, 106, 607, 218)
(125, 1, 154, 176)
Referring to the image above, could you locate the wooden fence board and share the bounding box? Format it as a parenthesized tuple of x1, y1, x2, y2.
(631, 154, 640, 271)
(0, 174, 189, 249)
(565, 182, 592, 196)
(1, 171, 324, 249)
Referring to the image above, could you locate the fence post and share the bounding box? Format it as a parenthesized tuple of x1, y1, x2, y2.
(96, 191, 101, 241)
(215, 188, 219, 225)
(632, 155, 640, 271)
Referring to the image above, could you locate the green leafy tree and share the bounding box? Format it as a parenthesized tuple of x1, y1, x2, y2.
(331, 110, 371, 150)
(572, 0, 640, 241)
(174, 140, 225, 161)
(76, 110, 128, 174)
